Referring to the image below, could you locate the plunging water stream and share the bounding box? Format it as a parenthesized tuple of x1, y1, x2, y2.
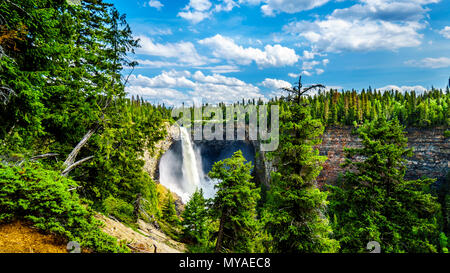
(159, 127, 255, 203)
(180, 127, 201, 193)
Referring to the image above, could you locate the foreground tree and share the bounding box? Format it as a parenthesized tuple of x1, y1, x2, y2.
(208, 150, 260, 253)
(262, 77, 338, 253)
(162, 191, 179, 225)
(328, 118, 443, 252)
(181, 188, 210, 246)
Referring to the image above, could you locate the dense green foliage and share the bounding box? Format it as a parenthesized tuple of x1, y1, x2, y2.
(0, 163, 128, 252)
(0, 0, 448, 254)
(208, 150, 261, 253)
(328, 119, 445, 253)
(306, 88, 449, 127)
(181, 188, 209, 246)
(162, 190, 180, 225)
(0, 0, 170, 251)
(262, 97, 339, 253)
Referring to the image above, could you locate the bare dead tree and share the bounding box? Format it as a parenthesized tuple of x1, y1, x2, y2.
(280, 75, 325, 105)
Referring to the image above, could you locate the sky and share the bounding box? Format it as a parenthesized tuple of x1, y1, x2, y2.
(113, 0, 450, 105)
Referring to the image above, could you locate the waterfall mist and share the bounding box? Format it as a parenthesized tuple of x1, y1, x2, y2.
(159, 127, 255, 203)
(159, 128, 218, 203)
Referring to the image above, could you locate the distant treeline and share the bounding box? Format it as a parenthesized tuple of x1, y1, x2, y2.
(307, 88, 449, 127)
(173, 88, 449, 129)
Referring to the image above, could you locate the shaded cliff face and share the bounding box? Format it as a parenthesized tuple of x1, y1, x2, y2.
(317, 126, 449, 186)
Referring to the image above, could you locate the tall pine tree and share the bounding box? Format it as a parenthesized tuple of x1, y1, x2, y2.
(328, 118, 443, 253)
(208, 150, 260, 253)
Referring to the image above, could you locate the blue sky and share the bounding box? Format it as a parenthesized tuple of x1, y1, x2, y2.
(113, 0, 450, 105)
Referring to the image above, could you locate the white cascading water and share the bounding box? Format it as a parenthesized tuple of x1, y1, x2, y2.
(159, 127, 218, 203)
(180, 127, 200, 193)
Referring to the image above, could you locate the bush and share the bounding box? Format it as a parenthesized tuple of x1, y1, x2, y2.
(0, 163, 128, 253)
(445, 130, 450, 139)
(103, 196, 136, 226)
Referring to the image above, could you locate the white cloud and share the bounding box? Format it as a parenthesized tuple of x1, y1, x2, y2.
(178, 10, 211, 24)
(301, 70, 312, 76)
(302, 60, 320, 70)
(215, 0, 239, 12)
(331, 0, 433, 22)
(406, 57, 450, 69)
(198, 34, 299, 67)
(285, 19, 424, 52)
(261, 78, 292, 90)
(128, 71, 195, 88)
(283, 0, 437, 52)
(178, 0, 213, 23)
(195, 65, 241, 73)
(259, 0, 331, 16)
(127, 86, 189, 105)
(439, 26, 450, 39)
(316, 68, 324, 75)
(302, 50, 316, 60)
(136, 36, 208, 66)
(148, 0, 163, 10)
(377, 85, 428, 93)
(126, 70, 265, 105)
(189, 0, 212, 11)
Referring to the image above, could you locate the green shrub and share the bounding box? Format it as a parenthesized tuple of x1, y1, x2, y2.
(439, 232, 448, 253)
(103, 196, 136, 226)
(445, 130, 450, 139)
(0, 163, 129, 253)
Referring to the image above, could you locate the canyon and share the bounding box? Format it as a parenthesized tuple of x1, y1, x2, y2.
(145, 125, 449, 203)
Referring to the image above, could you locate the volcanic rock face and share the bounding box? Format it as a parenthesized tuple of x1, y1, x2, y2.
(317, 126, 449, 186)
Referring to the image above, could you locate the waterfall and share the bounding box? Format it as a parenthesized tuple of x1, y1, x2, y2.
(180, 127, 201, 193)
(159, 127, 217, 203)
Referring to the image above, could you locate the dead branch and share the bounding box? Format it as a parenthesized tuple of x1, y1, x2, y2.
(279, 75, 325, 104)
(68, 186, 82, 192)
(62, 155, 94, 176)
(30, 153, 59, 160)
(62, 128, 96, 169)
(0, 85, 16, 105)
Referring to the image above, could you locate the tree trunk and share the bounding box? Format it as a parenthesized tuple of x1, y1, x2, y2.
(214, 208, 227, 253)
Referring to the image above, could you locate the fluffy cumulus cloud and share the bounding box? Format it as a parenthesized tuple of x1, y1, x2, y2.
(178, 0, 213, 23)
(439, 26, 450, 39)
(261, 78, 292, 90)
(405, 57, 450, 69)
(126, 70, 265, 105)
(237, 0, 330, 16)
(148, 0, 163, 10)
(283, 0, 438, 52)
(377, 85, 428, 93)
(259, 0, 330, 16)
(198, 34, 299, 67)
(136, 35, 208, 66)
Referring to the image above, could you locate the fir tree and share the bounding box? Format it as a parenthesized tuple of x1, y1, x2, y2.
(181, 188, 209, 245)
(263, 86, 339, 253)
(208, 150, 260, 253)
(328, 118, 443, 253)
(162, 191, 179, 224)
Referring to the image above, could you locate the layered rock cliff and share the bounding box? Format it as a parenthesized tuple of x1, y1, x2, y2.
(317, 126, 449, 185)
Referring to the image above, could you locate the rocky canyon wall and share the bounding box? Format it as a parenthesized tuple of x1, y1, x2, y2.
(317, 126, 449, 185)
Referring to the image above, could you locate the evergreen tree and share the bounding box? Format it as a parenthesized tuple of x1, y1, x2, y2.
(162, 191, 179, 224)
(328, 118, 443, 253)
(208, 150, 260, 253)
(262, 93, 339, 253)
(181, 189, 210, 245)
